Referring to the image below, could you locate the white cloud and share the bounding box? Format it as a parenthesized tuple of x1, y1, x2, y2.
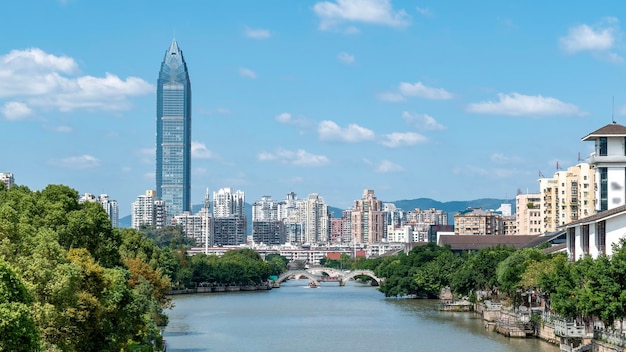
(378, 81, 452, 102)
(192, 141, 219, 159)
(274, 112, 313, 129)
(398, 82, 452, 100)
(620, 105, 626, 116)
(244, 27, 271, 39)
(560, 24, 615, 53)
(0, 48, 153, 113)
(375, 160, 404, 173)
(415, 7, 432, 17)
(313, 0, 410, 31)
(55, 125, 72, 133)
(559, 18, 622, 61)
(1, 101, 33, 120)
(258, 148, 329, 167)
(51, 154, 100, 169)
(318, 120, 375, 142)
(380, 132, 427, 148)
(275, 112, 292, 123)
(376, 92, 405, 102)
(239, 67, 257, 79)
(402, 111, 446, 130)
(490, 152, 522, 163)
(337, 52, 355, 64)
(466, 92, 583, 117)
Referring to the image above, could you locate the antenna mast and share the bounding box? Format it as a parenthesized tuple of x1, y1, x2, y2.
(612, 96, 615, 123)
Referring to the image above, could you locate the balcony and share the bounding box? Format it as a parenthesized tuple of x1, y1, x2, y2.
(587, 154, 626, 165)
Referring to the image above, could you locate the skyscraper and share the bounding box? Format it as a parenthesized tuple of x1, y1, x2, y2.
(156, 39, 192, 220)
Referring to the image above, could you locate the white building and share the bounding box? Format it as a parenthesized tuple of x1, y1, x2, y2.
(131, 190, 166, 229)
(0, 172, 14, 189)
(213, 188, 245, 218)
(252, 196, 279, 221)
(80, 193, 119, 228)
(386, 224, 413, 243)
(303, 193, 329, 244)
(566, 122, 626, 259)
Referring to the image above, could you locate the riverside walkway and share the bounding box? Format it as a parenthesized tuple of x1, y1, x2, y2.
(273, 267, 383, 287)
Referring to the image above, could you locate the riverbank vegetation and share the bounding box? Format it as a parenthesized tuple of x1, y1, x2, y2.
(0, 184, 173, 351)
(354, 241, 626, 330)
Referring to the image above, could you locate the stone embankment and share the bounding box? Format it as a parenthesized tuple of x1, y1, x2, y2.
(167, 283, 272, 295)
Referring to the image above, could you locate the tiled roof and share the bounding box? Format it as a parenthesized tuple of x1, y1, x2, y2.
(582, 122, 626, 141)
(563, 204, 626, 227)
(543, 243, 567, 254)
(438, 234, 544, 251)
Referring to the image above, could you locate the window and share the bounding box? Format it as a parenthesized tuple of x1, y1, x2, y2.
(600, 167, 608, 211)
(568, 227, 576, 260)
(596, 220, 606, 256)
(598, 137, 607, 156)
(582, 224, 590, 255)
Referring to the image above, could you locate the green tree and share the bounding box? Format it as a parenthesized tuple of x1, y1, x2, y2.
(0, 260, 39, 352)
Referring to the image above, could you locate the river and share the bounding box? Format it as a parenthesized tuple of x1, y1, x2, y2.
(163, 280, 559, 352)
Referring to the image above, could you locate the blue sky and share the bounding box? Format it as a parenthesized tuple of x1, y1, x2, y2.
(1, 0, 625, 215)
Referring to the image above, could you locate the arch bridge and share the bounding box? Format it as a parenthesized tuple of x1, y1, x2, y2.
(273, 267, 383, 287)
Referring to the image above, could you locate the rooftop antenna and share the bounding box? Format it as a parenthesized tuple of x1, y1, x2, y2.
(612, 96, 616, 123)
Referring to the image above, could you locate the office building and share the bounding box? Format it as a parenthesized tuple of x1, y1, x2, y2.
(156, 39, 192, 220)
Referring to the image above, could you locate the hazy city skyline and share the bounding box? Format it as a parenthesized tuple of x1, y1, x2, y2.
(1, 1, 625, 215)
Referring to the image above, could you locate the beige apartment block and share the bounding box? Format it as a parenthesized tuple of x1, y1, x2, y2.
(539, 163, 594, 233)
(351, 189, 384, 245)
(453, 208, 503, 235)
(516, 193, 542, 235)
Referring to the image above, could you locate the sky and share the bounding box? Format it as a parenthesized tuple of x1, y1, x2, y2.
(1, 0, 625, 215)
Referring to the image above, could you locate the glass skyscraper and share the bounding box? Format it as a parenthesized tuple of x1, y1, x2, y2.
(156, 40, 191, 219)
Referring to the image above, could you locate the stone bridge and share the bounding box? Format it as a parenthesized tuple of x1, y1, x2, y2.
(273, 267, 383, 287)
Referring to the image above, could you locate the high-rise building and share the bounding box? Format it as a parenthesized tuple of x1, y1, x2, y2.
(303, 193, 329, 244)
(156, 39, 192, 220)
(0, 173, 14, 189)
(516, 193, 542, 235)
(79, 193, 119, 228)
(539, 163, 594, 232)
(351, 189, 384, 245)
(132, 190, 166, 229)
(213, 188, 245, 218)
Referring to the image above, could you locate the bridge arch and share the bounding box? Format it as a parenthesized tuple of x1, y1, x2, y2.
(275, 270, 320, 285)
(306, 267, 344, 278)
(340, 270, 381, 286)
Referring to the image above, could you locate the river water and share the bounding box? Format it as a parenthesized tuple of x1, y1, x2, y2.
(163, 280, 559, 352)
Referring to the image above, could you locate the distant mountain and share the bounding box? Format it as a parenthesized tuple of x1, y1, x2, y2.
(118, 198, 514, 229)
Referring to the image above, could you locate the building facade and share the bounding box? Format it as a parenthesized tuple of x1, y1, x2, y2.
(351, 189, 384, 245)
(566, 123, 626, 260)
(454, 208, 503, 235)
(516, 193, 542, 235)
(0, 172, 14, 189)
(303, 193, 329, 244)
(539, 163, 595, 232)
(131, 190, 166, 229)
(213, 188, 245, 218)
(79, 193, 119, 228)
(156, 39, 192, 220)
